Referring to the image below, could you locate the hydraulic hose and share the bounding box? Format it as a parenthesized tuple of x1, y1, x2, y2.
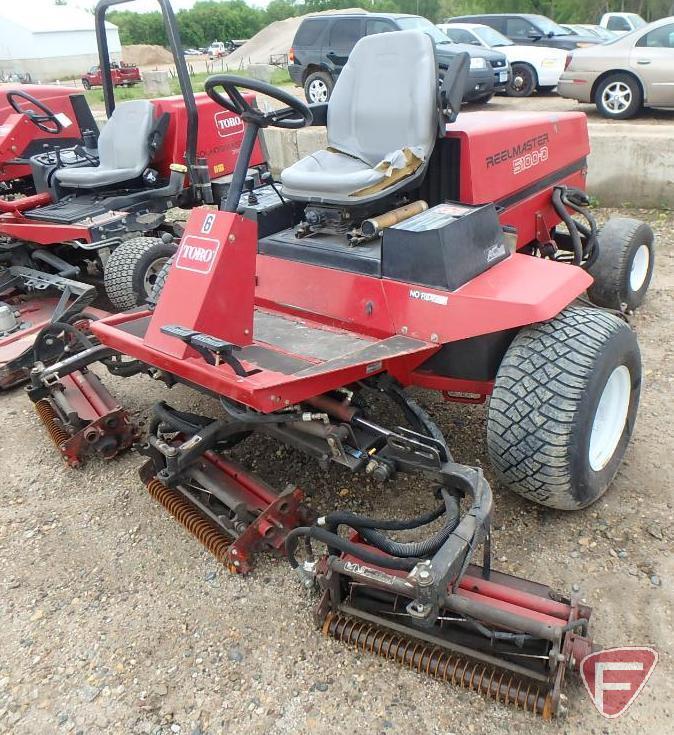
(286, 526, 420, 572)
(552, 187, 583, 266)
(322, 490, 460, 559)
(347, 491, 460, 558)
(151, 400, 214, 436)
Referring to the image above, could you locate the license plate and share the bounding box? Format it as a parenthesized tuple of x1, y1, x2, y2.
(499, 71, 508, 83)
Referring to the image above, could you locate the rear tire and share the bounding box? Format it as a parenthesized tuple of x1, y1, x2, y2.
(104, 237, 176, 310)
(595, 73, 642, 119)
(507, 63, 537, 97)
(587, 218, 655, 312)
(304, 71, 333, 104)
(487, 307, 641, 510)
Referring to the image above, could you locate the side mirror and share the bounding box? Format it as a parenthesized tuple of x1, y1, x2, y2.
(438, 52, 470, 126)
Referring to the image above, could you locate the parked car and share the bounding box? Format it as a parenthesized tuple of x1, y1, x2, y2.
(81, 62, 141, 90)
(446, 14, 598, 50)
(438, 22, 567, 96)
(207, 41, 227, 58)
(558, 16, 674, 119)
(600, 12, 647, 35)
(288, 13, 510, 105)
(560, 24, 617, 43)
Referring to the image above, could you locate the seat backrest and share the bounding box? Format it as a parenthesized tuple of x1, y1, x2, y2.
(97, 99, 155, 171)
(327, 30, 438, 167)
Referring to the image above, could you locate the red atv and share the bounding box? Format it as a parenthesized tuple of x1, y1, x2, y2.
(81, 62, 142, 90)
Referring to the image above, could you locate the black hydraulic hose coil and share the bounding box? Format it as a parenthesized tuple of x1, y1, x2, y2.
(552, 187, 583, 266)
(323, 490, 460, 559)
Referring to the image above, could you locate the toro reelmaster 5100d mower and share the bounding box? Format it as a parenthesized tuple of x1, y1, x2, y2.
(29, 30, 649, 717)
(0, 0, 268, 390)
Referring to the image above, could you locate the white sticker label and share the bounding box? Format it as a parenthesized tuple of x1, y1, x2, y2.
(54, 113, 73, 129)
(175, 235, 220, 275)
(409, 289, 448, 306)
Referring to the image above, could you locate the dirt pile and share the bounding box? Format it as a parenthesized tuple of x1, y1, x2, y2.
(121, 44, 174, 66)
(226, 8, 367, 67)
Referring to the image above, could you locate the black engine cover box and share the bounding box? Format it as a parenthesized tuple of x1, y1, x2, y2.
(382, 202, 507, 291)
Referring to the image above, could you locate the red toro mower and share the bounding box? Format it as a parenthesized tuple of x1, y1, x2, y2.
(0, 0, 267, 390)
(1, 84, 99, 200)
(29, 25, 650, 718)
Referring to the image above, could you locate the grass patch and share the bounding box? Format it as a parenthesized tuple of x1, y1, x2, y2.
(84, 68, 292, 108)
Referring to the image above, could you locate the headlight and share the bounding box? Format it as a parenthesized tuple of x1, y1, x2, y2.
(470, 57, 487, 70)
(541, 58, 559, 68)
(576, 42, 595, 48)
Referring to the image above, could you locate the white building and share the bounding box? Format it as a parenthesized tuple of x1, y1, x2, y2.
(0, 2, 121, 82)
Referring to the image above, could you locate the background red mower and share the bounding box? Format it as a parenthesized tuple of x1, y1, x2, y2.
(0, 0, 268, 390)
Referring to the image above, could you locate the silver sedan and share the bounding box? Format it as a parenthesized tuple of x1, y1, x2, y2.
(558, 16, 674, 118)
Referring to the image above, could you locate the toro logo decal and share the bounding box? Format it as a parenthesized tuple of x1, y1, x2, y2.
(214, 111, 243, 138)
(175, 235, 220, 275)
(580, 647, 658, 718)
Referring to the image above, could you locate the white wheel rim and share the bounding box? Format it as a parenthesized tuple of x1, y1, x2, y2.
(589, 365, 631, 472)
(602, 82, 632, 113)
(143, 257, 169, 295)
(629, 244, 650, 292)
(308, 79, 328, 103)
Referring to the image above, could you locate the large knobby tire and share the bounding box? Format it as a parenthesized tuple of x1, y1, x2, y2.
(147, 254, 174, 308)
(104, 237, 176, 310)
(595, 73, 642, 120)
(303, 71, 333, 104)
(507, 63, 537, 97)
(487, 307, 641, 510)
(586, 218, 655, 312)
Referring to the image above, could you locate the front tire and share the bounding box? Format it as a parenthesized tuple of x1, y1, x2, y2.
(507, 63, 537, 97)
(487, 307, 641, 510)
(104, 237, 177, 310)
(304, 71, 333, 104)
(595, 73, 642, 119)
(587, 218, 655, 312)
(82, 79, 91, 90)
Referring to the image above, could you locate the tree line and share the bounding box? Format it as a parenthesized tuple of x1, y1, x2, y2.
(108, 0, 674, 48)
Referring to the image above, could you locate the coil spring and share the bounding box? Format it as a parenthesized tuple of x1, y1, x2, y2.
(146, 478, 231, 563)
(34, 399, 69, 450)
(323, 612, 555, 720)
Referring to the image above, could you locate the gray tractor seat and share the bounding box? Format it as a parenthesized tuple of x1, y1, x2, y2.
(280, 31, 438, 205)
(54, 100, 155, 189)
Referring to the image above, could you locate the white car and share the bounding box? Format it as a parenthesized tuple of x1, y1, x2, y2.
(438, 22, 568, 96)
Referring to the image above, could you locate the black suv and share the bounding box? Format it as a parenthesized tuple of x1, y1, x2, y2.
(288, 13, 510, 105)
(446, 14, 598, 50)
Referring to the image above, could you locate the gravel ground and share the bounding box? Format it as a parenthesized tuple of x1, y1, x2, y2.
(0, 208, 672, 735)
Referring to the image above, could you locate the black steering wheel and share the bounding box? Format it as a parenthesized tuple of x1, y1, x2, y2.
(7, 90, 63, 134)
(204, 75, 313, 130)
